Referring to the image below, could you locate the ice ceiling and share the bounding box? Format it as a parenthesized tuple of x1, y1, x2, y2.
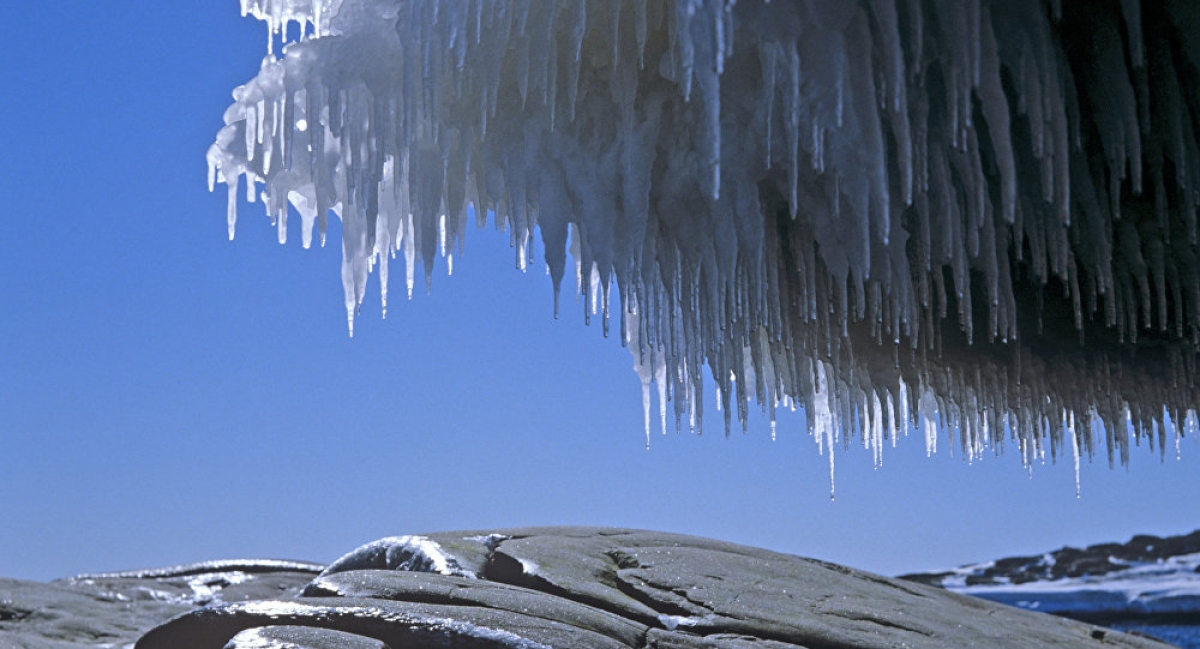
(210, 0, 1200, 479)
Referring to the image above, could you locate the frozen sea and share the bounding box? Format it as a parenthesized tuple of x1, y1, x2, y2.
(945, 552, 1200, 648)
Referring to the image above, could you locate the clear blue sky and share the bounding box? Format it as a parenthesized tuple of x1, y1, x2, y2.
(1, 3, 1197, 583)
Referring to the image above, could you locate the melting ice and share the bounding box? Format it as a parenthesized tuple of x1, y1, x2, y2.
(210, 0, 1200, 479)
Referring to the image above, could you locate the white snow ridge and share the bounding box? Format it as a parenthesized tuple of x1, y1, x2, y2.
(321, 535, 477, 578)
(211, 0, 1200, 483)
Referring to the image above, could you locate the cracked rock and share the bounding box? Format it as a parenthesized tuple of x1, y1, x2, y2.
(0, 527, 1174, 648)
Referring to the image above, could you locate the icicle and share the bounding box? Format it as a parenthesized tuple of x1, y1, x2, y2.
(226, 175, 239, 240)
(1067, 409, 1080, 498)
(920, 389, 938, 457)
(812, 362, 836, 500)
(871, 391, 883, 468)
(210, 0, 1200, 481)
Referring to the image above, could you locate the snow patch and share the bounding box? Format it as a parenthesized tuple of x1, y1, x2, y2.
(464, 533, 511, 552)
(227, 601, 552, 648)
(223, 627, 291, 649)
(658, 614, 703, 631)
(517, 558, 540, 576)
(184, 570, 252, 605)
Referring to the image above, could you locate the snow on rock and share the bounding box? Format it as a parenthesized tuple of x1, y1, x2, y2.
(224, 625, 390, 649)
(132, 527, 1174, 648)
(71, 559, 326, 582)
(0, 562, 322, 649)
(210, 0, 1200, 480)
(66, 560, 326, 607)
(0, 528, 1179, 648)
(320, 535, 477, 578)
(656, 614, 703, 631)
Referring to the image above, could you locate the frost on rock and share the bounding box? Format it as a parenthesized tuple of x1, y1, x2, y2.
(211, 0, 1200, 474)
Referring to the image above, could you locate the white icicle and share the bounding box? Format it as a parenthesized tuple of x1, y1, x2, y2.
(208, 0, 1198, 479)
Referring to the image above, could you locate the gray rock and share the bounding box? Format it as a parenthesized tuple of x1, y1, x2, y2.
(0, 576, 193, 648)
(136, 597, 628, 649)
(643, 629, 806, 648)
(0, 528, 1177, 649)
(303, 570, 647, 646)
(144, 527, 1171, 648)
(0, 561, 322, 648)
(455, 527, 1173, 648)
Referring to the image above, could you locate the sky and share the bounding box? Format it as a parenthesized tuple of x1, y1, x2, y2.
(1, 3, 1198, 583)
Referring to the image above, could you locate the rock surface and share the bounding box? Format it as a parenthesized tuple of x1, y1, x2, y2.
(0, 560, 323, 648)
(1, 528, 1176, 648)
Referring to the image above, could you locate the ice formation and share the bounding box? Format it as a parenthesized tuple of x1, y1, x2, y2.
(210, 0, 1200, 474)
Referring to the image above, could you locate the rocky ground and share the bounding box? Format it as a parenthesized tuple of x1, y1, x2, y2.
(0, 527, 1176, 648)
(901, 529, 1200, 648)
(0, 559, 323, 648)
(901, 530, 1200, 589)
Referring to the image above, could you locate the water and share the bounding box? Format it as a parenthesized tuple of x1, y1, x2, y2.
(1109, 622, 1200, 649)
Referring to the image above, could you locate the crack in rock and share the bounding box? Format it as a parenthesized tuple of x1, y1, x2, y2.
(0, 527, 1178, 649)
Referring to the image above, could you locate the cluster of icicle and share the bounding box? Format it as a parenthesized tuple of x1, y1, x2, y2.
(210, 0, 1200, 487)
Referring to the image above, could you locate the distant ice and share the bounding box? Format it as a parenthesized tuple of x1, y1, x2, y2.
(950, 553, 1200, 617)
